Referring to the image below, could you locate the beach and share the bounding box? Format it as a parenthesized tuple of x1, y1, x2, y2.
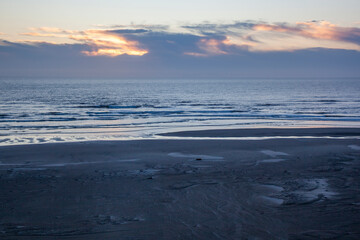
(2, 0, 360, 238)
(1, 127, 360, 239)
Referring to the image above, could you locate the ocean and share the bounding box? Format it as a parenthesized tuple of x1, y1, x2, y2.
(1, 78, 359, 145)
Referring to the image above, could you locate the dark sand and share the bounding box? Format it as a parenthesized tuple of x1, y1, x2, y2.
(160, 127, 360, 137)
(0, 128, 360, 239)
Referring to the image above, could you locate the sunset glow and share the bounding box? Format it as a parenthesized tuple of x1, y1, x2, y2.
(0, 20, 358, 57)
(72, 30, 148, 57)
(1, 0, 359, 77)
(19, 28, 148, 57)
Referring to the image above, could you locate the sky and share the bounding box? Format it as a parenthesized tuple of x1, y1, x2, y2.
(1, 0, 360, 78)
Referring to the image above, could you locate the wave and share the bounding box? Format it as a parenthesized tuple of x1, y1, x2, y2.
(295, 111, 330, 115)
(292, 99, 340, 103)
(77, 104, 141, 109)
(40, 112, 75, 116)
(0, 117, 82, 123)
(2, 110, 360, 123)
(86, 110, 185, 116)
(255, 103, 284, 107)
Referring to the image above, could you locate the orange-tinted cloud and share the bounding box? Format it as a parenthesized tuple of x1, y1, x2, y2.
(21, 32, 60, 37)
(253, 24, 292, 33)
(219, 21, 360, 52)
(184, 52, 208, 57)
(222, 35, 256, 48)
(20, 27, 148, 57)
(185, 38, 228, 56)
(180, 20, 360, 53)
(69, 30, 148, 57)
(9, 21, 360, 57)
(253, 21, 360, 42)
(198, 38, 227, 55)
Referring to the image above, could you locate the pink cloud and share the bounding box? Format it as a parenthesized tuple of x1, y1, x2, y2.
(253, 21, 360, 43)
(20, 27, 148, 57)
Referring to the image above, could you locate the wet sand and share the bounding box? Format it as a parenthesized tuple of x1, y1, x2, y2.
(0, 128, 360, 239)
(160, 127, 360, 137)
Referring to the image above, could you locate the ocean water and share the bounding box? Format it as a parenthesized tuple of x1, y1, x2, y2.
(1, 78, 360, 145)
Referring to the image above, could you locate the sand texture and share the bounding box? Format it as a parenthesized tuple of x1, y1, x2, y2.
(0, 129, 360, 239)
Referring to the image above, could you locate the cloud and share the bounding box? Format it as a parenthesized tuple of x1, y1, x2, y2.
(110, 24, 169, 32)
(2, 20, 360, 60)
(252, 21, 360, 44)
(185, 38, 228, 56)
(21, 27, 148, 57)
(181, 20, 360, 44)
(110, 29, 149, 34)
(69, 29, 148, 56)
(179, 21, 360, 54)
(181, 21, 256, 36)
(1, 40, 359, 78)
(30, 27, 75, 33)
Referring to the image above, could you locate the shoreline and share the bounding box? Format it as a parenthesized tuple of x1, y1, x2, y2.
(1, 126, 360, 147)
(159, 127, 360, 138)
